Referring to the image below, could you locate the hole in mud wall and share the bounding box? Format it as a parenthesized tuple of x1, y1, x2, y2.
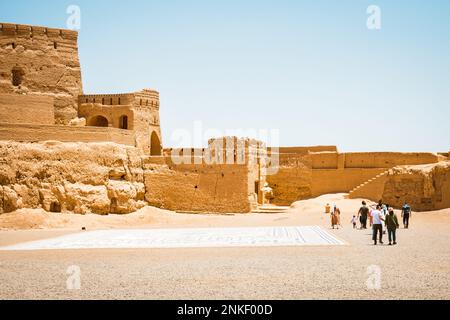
(119, 115, 128, 130)
(50, 201, 61, 213)
(194, 185, 198, 189)
(12, 67, 24, 87)
(53, 42, 57, 49)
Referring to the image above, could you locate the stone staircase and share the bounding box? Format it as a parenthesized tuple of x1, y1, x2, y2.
(348, 170, 390, 200)
(251, 204, 290, 214)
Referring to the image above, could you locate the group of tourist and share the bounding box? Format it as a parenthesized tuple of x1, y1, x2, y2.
(329, 200, 412, 246)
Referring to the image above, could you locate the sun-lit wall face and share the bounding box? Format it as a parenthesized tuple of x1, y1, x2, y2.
(0, 23, 83, 124)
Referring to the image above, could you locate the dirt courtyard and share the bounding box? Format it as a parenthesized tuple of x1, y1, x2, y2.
(1, 194, 449, 300)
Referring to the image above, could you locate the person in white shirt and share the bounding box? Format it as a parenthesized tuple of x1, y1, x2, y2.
(371, 205, 385, 245)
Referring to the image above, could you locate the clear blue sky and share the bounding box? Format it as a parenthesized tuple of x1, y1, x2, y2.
(1, 0, 449, 152)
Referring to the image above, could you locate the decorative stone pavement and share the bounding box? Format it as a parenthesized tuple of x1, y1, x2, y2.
(1, 226, 346, 251)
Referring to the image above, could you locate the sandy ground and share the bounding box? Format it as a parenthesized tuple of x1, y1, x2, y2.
(0, 194, 449, 300)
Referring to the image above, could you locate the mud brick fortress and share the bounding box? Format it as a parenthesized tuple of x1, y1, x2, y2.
(1, 22, 449, 215)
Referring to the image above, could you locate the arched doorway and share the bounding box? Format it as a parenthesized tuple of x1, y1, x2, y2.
(88, 115, 109, 127)
(119, 115, 128, 129)
(150, 131, 162, 156)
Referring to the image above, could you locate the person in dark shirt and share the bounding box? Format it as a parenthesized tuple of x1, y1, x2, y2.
(385, 208, 400, 245)
(357, 201, 369, 229)
(401, 202, 412, 229)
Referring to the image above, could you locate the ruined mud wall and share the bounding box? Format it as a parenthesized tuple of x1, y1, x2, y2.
(143, 157, 254, 213)
(0, 141, 145, 214)
(266, 150, 441, 206)
(266, 154, 313, 206)
(0, 141, 257, 215)
(0, 23, 83, 124)
(382, 162, 450, 211)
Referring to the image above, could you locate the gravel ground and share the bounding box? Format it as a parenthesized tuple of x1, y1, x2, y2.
(0, 194, 449, 300)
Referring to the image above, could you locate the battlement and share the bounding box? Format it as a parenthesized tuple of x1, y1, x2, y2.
(79, 93, 135, 106)
(0, 22, 78, 40)
(79, 89, 160, 108)
(135, 89, 160, 98)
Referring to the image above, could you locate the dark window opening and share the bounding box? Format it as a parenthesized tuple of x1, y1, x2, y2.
(119, 115, 128, 130)
(110, 98, 113, 105)
(118, 98, 121, 105)
(254, 181, 260, 194)
(102, 98, 105, 105)
(53, 42, 57, 49)
(12, 43, 16, 49)
(12, 67, 23, 87)
(50, 201, 61, 213)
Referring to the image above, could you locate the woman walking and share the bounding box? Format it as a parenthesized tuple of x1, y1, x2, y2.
(331, 205, 341, 229)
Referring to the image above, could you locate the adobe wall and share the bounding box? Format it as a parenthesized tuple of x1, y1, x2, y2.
(143, 158, 254, 213)
(0, 123, 134, 146)
(78, 103, 134, 130)
(0, 140, 258, 215)
(0, 141, 146, 214)
(382, 162, 450, 211)
(131, 90, 162, 155)
(311, 152, 341, 169)
(79, 93, 135, 106)
(310, 168, 387, 196)
(0, 94, 54, 125)
(78, 89, 163, 155)
(266, 154, 313, 206)
(271, 146, 337, 155)
(143, 138, 267, 213)
(0, 23, 83, 124)
(266, 150, 440, 205)
(344, 152, 439, 168)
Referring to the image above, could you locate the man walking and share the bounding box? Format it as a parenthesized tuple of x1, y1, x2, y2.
(385, 208, 400, 245)
(401, 202, 412, 229)
(371, 205, 385, 245)
(357, 201, 369, 229)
